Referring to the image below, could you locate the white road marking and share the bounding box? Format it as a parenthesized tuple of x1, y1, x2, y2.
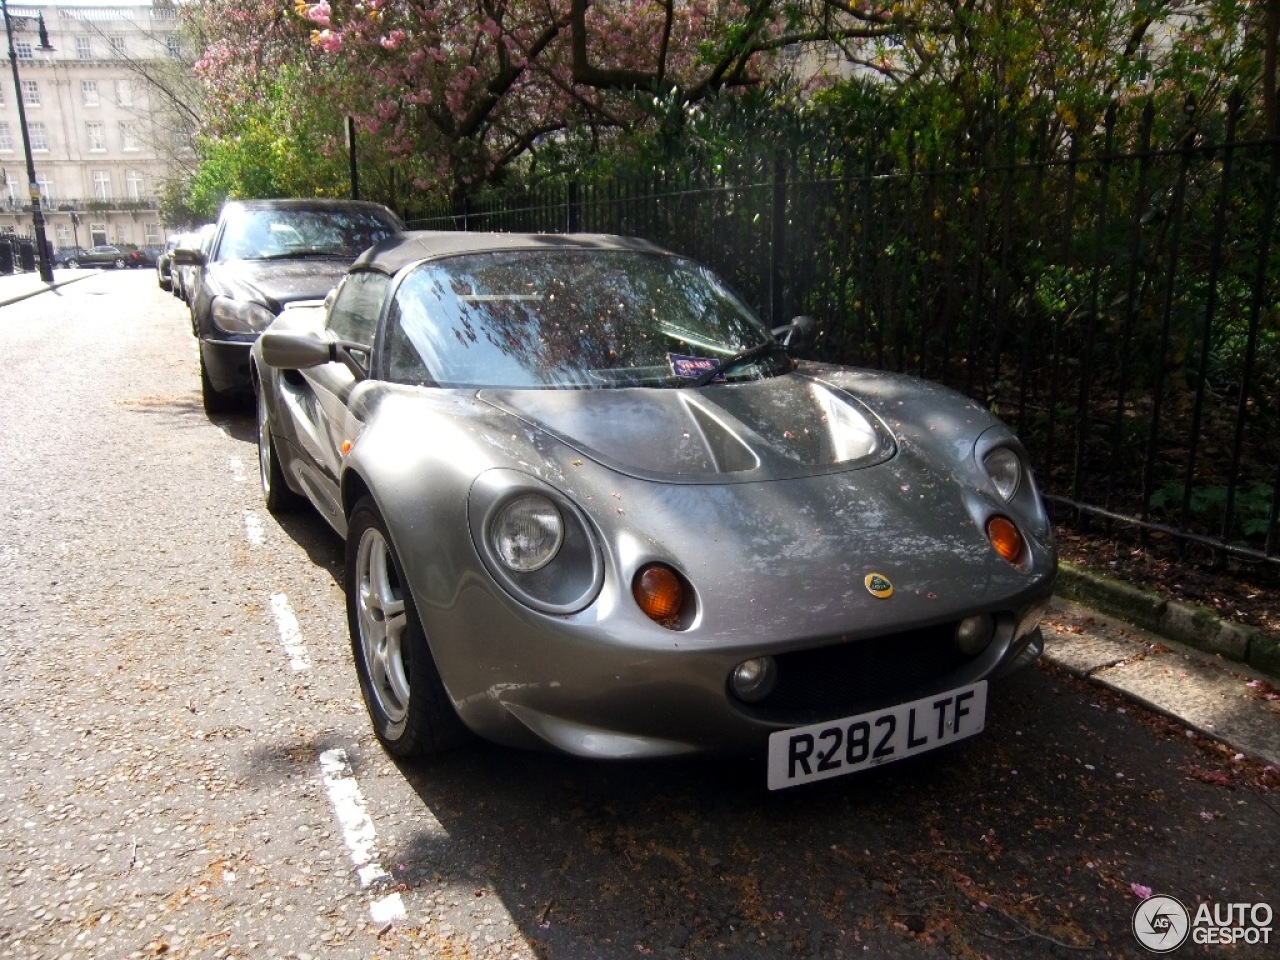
(243, 510, 266, 545)
(319, 747, 407, 924)
(268, 593, 312, 672)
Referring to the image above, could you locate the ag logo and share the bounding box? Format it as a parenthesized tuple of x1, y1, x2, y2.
(1133, 894, 1190, 953)
(864, 573, 893, 598)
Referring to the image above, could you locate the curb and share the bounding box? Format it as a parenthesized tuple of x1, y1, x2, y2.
(1055, 561, 1279, 678)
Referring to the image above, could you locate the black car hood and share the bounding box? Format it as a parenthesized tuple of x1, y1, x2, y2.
(205, 259, 352, 311)
(478, 373, 898, 483)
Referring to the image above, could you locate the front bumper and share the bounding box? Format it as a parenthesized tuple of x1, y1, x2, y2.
(423, 571, 1054, 759)
(200, 338, 255, 394)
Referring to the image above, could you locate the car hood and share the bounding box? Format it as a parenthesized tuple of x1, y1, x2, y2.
(347, 371, 1054, 650)
(478, 374, 897, 483)
(205, 259, 352, 311)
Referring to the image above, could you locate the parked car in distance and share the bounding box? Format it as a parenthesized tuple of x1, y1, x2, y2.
(252, 231, 1058, 790)
(156, 237, 180, 291)
(134, 246, 162, 268)
(52, 246, 90, 267)
(171, 226, 214, 303)
(176, 198, 402, 414)
(62, 244, 147, 269)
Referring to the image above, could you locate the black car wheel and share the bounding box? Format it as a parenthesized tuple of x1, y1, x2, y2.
(256, 384, 302, 513)
(113, 257, 126, 269)
(66, 259, 79, 269)
(199, 355, 237, 416)
(346, 497, 469, 757)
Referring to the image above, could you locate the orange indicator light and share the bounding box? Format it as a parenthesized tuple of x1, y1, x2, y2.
(986, 515, 1024, 566)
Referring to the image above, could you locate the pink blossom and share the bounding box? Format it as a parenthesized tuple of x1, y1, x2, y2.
(1131, 883, 1153, 900)
(306, 2, 330, 27)
(381, 29, 406, 50)
(314, 29, 342, 53)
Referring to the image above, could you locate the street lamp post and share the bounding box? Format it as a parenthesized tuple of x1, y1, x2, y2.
(2, 0, 54, 283)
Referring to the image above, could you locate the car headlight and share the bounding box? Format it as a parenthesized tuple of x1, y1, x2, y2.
(982, 446, 1022, 501)
(491, 495, 564, 572)
(211, 296, 276, 335)
(470, 471, 603, 614)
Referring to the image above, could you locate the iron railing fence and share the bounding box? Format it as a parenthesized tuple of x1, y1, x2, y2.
(406, 97, 1280, 565)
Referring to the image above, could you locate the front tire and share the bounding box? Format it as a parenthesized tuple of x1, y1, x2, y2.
(346, 497, 469, 757)
(199, 354, 236, 416)
(113, 257, 126, 269)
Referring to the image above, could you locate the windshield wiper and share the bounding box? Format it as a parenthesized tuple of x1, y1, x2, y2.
(687, 339, 789, 388)
(254, 250, 347, 261)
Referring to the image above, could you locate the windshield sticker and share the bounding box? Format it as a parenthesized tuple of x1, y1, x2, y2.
(669, 354, 723, 382)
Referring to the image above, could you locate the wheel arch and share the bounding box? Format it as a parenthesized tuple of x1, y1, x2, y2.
(342, 468, 374, 530)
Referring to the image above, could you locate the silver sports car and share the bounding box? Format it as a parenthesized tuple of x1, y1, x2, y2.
(252, 231, 1056, 789)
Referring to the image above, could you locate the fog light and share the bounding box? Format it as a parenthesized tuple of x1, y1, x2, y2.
(731, 657, 777, 702)
(955, 614, 995, 655)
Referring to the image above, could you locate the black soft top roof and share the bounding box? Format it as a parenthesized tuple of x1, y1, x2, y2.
(351, 231, 673, 276)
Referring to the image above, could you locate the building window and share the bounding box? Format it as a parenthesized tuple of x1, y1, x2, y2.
(93, 171, 112, 200)
(56, 224, 71, 246)
(116, 79, 134, 106)
(28, 122, 47, 151)
(90, 222, 107, 245)
(36, 173, 52, 202)
(0, 122, 11, 152)
(21, 80, 39, 107)
(14, 40, 32, 61)
(86, 121, 106, 152)
(109, 36, 127, 57)
(165, 35, 181, 59)
(126, 170, 145, 199)
(82, 80, 100, 107)
(144, 222, 161, 245)
(120, 123, 140, 152)
(76, 36, 93, 60)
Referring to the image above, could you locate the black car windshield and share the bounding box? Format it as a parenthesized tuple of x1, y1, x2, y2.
(217, 207, 399, 262)
(385, 250, 785, 389)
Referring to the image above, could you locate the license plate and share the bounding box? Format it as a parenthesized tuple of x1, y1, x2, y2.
(766, 681, 988, 790)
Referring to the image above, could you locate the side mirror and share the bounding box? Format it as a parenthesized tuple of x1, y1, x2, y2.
(171, 247, 206, 267)
(260, 329, 370, 381)
(260, 329, 335, 370)
(771, 314, 817, 348)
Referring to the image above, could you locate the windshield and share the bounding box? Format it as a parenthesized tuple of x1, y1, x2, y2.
(384, 250, 785, 389)
(217, 206, 399, 262)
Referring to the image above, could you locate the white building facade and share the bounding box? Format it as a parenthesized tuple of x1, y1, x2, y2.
(0, 1, 183, 253)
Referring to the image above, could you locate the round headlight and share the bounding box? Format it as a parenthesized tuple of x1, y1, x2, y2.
(491, 495, 564, 572)
(983, 447, 1022, 501)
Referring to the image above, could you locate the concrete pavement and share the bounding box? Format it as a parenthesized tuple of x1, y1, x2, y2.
(0, 266, 99, 306)
(3, 268, 1276, 769)
(1042, 595, 1279, 768)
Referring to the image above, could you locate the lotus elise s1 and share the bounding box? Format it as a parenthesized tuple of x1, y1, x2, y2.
(251, 231, 1057, 789)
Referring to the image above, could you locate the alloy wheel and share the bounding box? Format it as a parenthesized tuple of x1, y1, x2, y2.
(354, 527, 411, 724)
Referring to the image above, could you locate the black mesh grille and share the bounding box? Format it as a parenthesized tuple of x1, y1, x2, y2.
(735, 623, 975, 725)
